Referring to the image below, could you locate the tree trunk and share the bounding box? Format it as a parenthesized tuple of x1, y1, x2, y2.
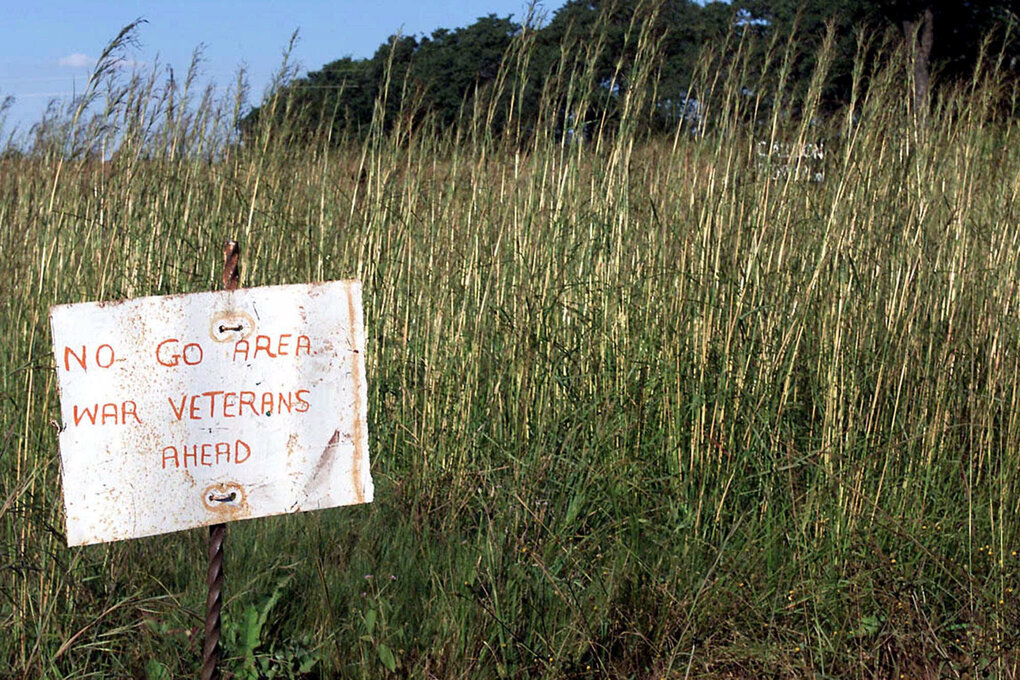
(902, 6, 934, 125)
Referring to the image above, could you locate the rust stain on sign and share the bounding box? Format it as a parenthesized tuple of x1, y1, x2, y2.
(50, 280, 373, 546)
(307, 430, 340, 500)
(209, 311, 255, 343)
(345, 285, 367, 505)
(202, 481, 250, 520)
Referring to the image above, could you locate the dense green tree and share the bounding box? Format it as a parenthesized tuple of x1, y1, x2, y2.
(412, 15, 519, 127)
(243, 0, 1018, 142)
(731, 0, 863, 106)
(734, 0, 1020, 114)
(864, 1, 1019, 114)
(243, 15, 519, 139)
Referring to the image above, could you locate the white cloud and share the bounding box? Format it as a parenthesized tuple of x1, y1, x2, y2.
(58, 53, 95, 68)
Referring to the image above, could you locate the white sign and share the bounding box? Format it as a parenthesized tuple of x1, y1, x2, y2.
(49, 280, 373, 546)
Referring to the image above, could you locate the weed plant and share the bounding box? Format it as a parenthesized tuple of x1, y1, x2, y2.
(1, 10, 1019, 679)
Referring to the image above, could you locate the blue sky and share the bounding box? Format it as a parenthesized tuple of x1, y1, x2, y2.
(0, 1, 567, 139)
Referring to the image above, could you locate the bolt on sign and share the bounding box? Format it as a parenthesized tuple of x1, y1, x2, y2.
(49, 280, 373, 547)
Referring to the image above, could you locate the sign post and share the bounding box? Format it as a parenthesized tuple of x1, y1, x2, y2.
(49, 239, 373, 675)
(203, 238, 240, 680)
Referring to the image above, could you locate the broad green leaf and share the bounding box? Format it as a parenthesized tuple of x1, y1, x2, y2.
(365, 608, 377, 635)
(378, 642, 397, 671)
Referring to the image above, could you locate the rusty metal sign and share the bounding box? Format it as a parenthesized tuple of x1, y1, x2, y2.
(49, 280, 373, 546)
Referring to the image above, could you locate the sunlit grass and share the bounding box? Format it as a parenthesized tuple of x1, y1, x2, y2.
(2, 14, 1020, 679)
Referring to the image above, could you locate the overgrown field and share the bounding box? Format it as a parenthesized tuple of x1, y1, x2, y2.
(2, 20, 1020, 679)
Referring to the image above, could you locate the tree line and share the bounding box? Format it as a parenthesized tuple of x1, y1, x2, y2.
(242, 0, 1019, 142)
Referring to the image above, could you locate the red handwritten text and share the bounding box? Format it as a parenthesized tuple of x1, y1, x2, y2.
(63, 344, 116, 372)
(233, 334, 311, 361)
(72, 401, 142, 426)
(161, 439, 252, 469)
(167, 389, 311, 420)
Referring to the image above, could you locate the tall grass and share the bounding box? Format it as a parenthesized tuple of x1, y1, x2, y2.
(2, 10, 1019, 678)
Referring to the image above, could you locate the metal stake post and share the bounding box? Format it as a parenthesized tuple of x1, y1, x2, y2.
(202, 239, 239, 680)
